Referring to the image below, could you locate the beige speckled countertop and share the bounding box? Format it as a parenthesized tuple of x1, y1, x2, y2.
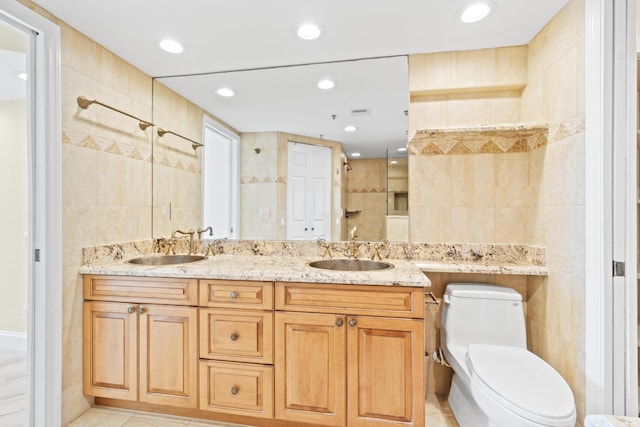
(79, 255, 432, 288)
(414, 261, 547, 276)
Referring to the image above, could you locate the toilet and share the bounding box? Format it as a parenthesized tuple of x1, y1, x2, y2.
(441, 283, 576, 427)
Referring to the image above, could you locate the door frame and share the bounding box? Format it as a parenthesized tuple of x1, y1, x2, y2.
(0, 1, 62, 425)
(585, 0, 638, 416)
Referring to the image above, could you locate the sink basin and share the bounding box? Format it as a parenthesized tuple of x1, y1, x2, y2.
(308, 259, 393, 271)
(126, 255, 206, 266)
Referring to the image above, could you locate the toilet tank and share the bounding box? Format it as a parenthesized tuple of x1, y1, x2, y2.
(441, 283, 527, 350)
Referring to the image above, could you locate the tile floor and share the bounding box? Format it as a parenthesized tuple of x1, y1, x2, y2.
(67, 394, 459, 426)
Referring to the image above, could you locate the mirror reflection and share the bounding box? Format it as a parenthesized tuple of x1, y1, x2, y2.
(151, 57, 409, 242)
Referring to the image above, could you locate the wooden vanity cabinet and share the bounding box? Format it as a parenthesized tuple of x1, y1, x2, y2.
(275, 282, 425, 427)
(198, 279, 275, 419)
(83, 275, 199, 409)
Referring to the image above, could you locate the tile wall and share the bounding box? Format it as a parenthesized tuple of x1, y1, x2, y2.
(346, 158, 387, 241)
(408, 0, 586, 422)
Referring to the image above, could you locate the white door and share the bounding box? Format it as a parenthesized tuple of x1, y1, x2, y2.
(202, 117, 239, 239)
(286, 142, 331, 240)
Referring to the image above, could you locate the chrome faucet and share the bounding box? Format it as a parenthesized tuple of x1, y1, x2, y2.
(171, 229, 195, 254)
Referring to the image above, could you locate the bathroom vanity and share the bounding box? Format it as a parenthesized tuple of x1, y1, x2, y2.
(81, 254, 429, 427)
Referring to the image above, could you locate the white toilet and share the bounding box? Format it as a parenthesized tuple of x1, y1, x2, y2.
(441, 283, 576, 427)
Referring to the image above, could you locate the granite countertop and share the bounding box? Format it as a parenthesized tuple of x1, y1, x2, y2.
(414, 260, 547, 276)
(78, 254, 432, 288)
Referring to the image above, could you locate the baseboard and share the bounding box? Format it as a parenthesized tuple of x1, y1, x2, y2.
(0, 331, 27, 351)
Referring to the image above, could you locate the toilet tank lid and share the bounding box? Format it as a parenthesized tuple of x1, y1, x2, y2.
(445, 283, 522, 301)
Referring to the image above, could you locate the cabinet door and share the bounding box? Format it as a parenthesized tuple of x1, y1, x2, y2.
(275, 312, 346, 426)
(347, 316, 424, 427)
(139, 305, 198, 408)
(83, 301, 137, 400)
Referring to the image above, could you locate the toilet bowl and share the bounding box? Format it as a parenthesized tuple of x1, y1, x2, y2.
(441, 283, 576, 427)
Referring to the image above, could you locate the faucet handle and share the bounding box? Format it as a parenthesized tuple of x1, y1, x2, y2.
(165, 239, 176, 255)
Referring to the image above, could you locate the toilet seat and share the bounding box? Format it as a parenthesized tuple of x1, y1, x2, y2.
(468, 344, 576, 427)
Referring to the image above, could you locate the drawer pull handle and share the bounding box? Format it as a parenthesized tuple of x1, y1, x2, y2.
(348, 318, 357, 327)
(127, 306, 136, 314)
(138, 306, 146, 315)
(230, 291, 238, 299)
(230, 333, 239, 341)
(335, 319, 344, 327)
(230, 386, 239, 395)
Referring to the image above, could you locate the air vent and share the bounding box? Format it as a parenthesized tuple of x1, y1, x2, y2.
(350, 108, 371, 116)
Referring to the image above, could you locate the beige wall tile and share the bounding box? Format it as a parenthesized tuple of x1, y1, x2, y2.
(409, 155, 451, 207)
(409, 206, 451, 242)
(450, 207, 495, 243)
(494, 207, 527, 243)
(450, 154, 495, 207)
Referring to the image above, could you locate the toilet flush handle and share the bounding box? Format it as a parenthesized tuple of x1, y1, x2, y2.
(443, 294, 450, 305)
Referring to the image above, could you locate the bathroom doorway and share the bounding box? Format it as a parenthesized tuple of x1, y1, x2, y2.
(0, 17, 29, 426)
(0, 2, 62, 425)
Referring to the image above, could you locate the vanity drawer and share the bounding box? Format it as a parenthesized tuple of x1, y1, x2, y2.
(83, 275, 197, 305)
(199, 360, 274, 418)
(198, 280, 273, 310)
(275, 282, 424, 319)
(199, 309, 273, 364)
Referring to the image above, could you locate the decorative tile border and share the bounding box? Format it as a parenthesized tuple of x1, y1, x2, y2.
(408, 114, 585, 157)
(348, 187, 386, 193)
(408, 123, 548, 156)
(240, 176, 286, 184)
(547, 113, 585, 144)
(62, 127, 201, 174)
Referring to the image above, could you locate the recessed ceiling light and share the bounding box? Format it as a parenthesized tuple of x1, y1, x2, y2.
(17, 72, 27, 81)
(159, 39, 184, 54)
(344, 125, 357, 132)
(397, 147, 407, 152)
(351, 152, 361, 157)
(217, 88, 235, 97)
(317, 79, 335, 90)
(297, 23, 321, 40)
(460, 3, 492, 23)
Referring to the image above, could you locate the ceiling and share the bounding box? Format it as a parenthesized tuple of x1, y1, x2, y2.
(30, 0, 570, 157)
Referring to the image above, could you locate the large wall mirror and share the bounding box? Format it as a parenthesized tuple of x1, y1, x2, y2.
(151, 56, 409, 242)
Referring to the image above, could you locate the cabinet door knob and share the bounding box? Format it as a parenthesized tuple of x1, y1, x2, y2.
(230, 386, 239, 395)
(138, 306, 146, 315)
(335, 318, 344, 327)
(127, 306, 136, 314)
(348, 318, 357, 327)
(230, 332, 239, 341)
(230, 291, 238, 299)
